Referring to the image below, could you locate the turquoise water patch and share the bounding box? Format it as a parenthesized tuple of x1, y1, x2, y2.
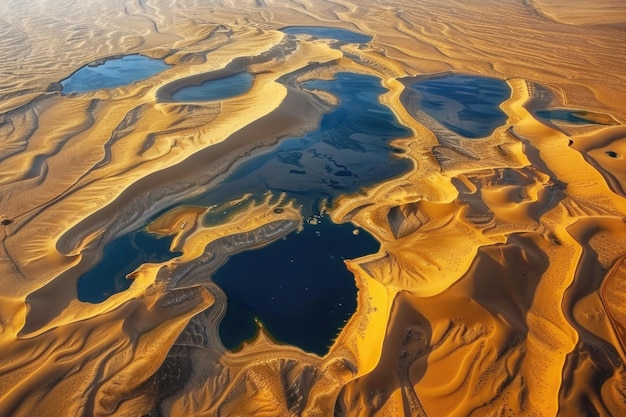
(405, 74, 511, 138)
(60, 54, 170, 94)
(171, 72, 254, 102)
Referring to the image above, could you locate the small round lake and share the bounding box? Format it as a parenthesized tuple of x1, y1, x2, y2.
(171, 72, 254, 102)
(60, 54, 170, 94)
(214, 218, 378, 355)
(404, 74, 511, 138)
(282, 26, 372, 44)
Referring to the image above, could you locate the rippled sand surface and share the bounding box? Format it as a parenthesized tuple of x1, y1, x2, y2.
(1, 0, 625, 416)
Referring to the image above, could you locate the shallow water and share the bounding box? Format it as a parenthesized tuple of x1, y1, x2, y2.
(60, 54, 169, 94)
(171, 72, 254, 102)
(282, 26, 372, 44)
(406, 74, 511, 138)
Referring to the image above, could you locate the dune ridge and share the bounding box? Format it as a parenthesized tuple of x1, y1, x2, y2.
(1, 0, 625, 416)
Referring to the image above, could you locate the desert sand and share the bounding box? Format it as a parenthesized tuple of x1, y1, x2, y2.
(1, 0, 625, 416)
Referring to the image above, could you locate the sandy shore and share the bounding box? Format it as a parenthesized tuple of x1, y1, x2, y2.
(1, 0, 626, 416)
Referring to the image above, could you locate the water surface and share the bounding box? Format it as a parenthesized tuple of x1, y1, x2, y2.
(194, 72, 410, 354)
(405, 74, 510, 138)
(191, 72, 412, 211)
(534, 109, 604, 125)
(77, 71, 411, 355)
(61, 54, 170, 94)
(214, 219, 378, 355)
(78, 231, 180, 303)
(282, 26, 372, 44)
(171, 72, 254, 102)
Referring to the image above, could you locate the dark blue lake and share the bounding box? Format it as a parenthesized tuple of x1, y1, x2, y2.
(214, 219, 378, 355)
(405, 74, 510, 138)
(77, 71, 411, 355)
(282, 26, 372, 44)
(61, 54, 170, 94)
(171, 72, 254, 102)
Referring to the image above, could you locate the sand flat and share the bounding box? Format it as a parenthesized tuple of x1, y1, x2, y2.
(1, 0, 626, 416)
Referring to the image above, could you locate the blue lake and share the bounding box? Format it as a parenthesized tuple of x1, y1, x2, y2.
(78, 71, 411, 355)
(282, 26, 372, 44)
(60, 54, 170, 94)
(214, 219, 378, 355)
(191, 72, 412, 211)
(171, 72, 254, 102)
(405, 74, 511, 138)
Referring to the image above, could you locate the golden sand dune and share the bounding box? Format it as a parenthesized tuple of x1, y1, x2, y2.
(529, 0, 626, 26)
(1, 0, 625, 416)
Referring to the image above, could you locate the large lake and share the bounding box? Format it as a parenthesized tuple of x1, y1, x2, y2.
(534, 109, 607, 125)
(78, 71, 411, 355)
(214, 218, 378, 355)
(191, 72, 411, 210)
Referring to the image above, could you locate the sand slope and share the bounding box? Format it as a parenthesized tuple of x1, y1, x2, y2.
(1, 0, 625, 416)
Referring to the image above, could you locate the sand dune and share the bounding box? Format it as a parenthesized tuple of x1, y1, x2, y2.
(1, 0, 625, 416)
(528, 0, 626, 26)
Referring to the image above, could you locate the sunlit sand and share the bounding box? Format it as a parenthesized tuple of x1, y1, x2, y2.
(1, 0, 625, 416)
